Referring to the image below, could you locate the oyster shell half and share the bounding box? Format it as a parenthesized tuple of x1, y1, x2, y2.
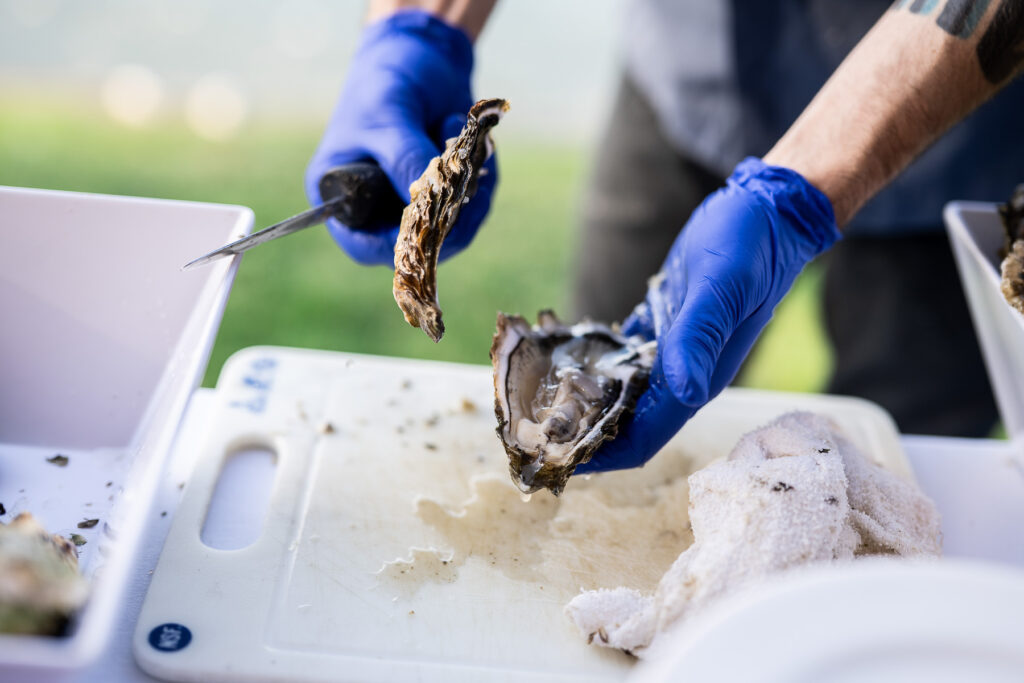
(0, 513, 88, 635)
(491, 311, 656, 495)
(393, 98, 510, 342)
(999, 184, 1024, 314)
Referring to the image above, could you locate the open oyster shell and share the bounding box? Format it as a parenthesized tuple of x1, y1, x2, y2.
(393, 98, 509, 342)
(999, 184, 1024, 314)
(491, 311, 656, 495)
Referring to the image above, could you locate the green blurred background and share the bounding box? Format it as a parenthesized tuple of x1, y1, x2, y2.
(0, 95, 830, 390)
(0, 0, 831, 392)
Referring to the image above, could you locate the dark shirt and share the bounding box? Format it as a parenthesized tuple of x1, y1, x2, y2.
(625, 0, 1024, 234)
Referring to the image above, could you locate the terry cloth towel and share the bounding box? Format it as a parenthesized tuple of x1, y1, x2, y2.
(565, 411, 941, 657)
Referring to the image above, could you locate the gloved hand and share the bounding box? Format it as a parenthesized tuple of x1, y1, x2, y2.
(305, 10, 497, 265)
(575, 157, 841, 474)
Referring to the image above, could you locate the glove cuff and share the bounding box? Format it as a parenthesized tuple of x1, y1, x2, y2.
(730, 157, 841, 256)
(361, 9, 475, 78)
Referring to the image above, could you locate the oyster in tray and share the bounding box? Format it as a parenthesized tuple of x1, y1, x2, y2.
(491, 311, 656, 495)
(999, 184, 1024, 314)
(393, 98, 509, 342)
(0, 513, 88, 636)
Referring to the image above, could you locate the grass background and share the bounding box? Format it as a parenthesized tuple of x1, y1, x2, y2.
(0, 96, 831, 391)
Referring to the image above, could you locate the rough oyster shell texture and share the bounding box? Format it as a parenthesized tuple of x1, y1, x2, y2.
(491, 311, 656, 495)
(393, 98, 510, 342)
(0, 513, 88, 636)
(999, 184, 1024, 314)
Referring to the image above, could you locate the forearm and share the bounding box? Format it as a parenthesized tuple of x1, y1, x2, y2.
(764, 0, 1024, 227)
(366, 0, 498, 40)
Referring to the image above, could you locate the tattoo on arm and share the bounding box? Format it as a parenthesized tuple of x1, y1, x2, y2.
(893, 0, 1024, 83)
(936, 0, 992, 37)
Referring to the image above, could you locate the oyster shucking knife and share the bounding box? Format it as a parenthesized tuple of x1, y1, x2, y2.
(182, 162, 405, 270)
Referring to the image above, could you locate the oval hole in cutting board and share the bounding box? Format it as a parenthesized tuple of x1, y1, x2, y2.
(200, 445, 277, 550)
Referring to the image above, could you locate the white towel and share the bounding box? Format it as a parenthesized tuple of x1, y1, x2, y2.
(565, 411, 941, 656)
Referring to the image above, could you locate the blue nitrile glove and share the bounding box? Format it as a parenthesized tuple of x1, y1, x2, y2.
(305, 10, 497, 265)
(575, 157, 841, 474)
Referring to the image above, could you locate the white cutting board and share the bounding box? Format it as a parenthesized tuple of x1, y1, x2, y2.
(134, 346, 911, 682)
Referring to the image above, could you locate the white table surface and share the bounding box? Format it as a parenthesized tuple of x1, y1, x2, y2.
(63, 389, 1024, 683)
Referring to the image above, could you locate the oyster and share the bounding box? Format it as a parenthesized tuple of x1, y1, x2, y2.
(999, 184, 1024, 314)
(491, 311, 656, 495)
(0, 513, 88, 635)
(393, 98, 510, 342)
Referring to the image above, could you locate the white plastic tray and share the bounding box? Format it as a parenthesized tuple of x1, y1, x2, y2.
(0, 186, 252, 677)
(945, 201, 1024, 440)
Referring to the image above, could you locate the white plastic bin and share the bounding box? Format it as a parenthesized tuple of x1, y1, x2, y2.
(0, 186, 252, 676)
(945, 201, 1024, 440)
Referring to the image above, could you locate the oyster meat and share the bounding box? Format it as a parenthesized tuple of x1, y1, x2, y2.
(393, 98, 510, 342)
(491, 311, 656, 495)
(999, 184, 1024, 314)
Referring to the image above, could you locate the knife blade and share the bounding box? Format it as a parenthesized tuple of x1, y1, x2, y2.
(182, 162, 405, 270)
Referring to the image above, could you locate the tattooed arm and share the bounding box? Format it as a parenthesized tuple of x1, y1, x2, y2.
(764, 0, 1024, 227)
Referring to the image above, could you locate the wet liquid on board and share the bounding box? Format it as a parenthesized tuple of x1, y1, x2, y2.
(375, 446, 700, 600)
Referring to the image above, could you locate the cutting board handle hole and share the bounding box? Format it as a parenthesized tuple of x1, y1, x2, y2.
(200, 444, 277, 550)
